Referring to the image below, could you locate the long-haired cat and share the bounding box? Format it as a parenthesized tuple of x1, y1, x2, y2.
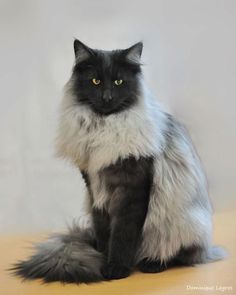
(12, 39, 226, 283)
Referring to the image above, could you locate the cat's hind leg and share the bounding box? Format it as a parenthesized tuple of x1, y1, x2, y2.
(173, 245, 207, 266)
(173, 244, 227, 265)
(137, 245, 206, 273)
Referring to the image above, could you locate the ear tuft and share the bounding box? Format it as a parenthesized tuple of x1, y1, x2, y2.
(124, 42, 143, 64)
(73, 39, 92, 63)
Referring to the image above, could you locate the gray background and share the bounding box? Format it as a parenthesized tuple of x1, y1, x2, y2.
(0, 0, 235, 233)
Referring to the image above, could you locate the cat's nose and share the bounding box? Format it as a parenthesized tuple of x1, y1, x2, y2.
(103, 90, 112, 102)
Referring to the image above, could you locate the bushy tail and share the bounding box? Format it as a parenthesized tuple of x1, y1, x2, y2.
(206, 245, 228, 262)
(11, 226, 104, 283)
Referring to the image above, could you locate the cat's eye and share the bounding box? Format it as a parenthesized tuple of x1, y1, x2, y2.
(114, 79, 123, 86)
(92, 78, 101, 85)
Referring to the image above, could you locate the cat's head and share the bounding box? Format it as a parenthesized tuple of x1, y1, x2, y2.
(71, 39, 143, 116)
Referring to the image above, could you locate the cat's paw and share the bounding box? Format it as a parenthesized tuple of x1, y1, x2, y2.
(137, 259, 167, 273)
(101, 263, 131, 280)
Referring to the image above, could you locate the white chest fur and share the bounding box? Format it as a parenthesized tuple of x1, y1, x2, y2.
(56, 89, 166, 175)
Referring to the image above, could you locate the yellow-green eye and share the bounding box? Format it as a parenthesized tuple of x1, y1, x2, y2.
(92, 78, 101, 85)
(114, 79, 123, 86)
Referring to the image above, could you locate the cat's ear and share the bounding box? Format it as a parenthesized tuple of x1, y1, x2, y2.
(124, 42, 143, 64)
(73, 39, 93, 63)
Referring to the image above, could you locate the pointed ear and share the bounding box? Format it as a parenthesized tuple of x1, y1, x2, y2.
(73, 39, 93, 63)
(124, 42, 143, 64)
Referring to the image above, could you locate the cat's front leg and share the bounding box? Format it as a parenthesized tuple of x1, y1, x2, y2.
(92, 208, 110, 254)
(81, 170, 110, 253)
(101, 157, 153, 280)
(101, 186, 150, 280)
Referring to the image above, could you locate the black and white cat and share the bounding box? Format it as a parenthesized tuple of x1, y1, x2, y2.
(13, 39, 226, 283)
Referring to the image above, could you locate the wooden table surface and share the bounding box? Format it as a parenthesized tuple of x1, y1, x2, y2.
(1, 210, 235, 295)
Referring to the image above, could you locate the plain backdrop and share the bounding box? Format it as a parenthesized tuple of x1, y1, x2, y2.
(0, 0, 235, 233)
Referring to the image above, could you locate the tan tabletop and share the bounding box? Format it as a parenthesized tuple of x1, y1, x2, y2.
(1, 210, 235, 295)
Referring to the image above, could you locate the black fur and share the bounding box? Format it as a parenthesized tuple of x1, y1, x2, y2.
(72, 39, 143, 116)
(137, 259, 168, 273)
(81, 170, 90, 187)
(173, 244, 206, 266)
(92, 208, 110, 254)
(90, 156, 154, 280)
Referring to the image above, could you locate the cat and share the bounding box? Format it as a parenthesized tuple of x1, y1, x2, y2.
(12, 39, 226, 283)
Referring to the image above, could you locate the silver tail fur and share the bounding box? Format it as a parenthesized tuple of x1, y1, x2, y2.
(12, 226, 104, 283)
